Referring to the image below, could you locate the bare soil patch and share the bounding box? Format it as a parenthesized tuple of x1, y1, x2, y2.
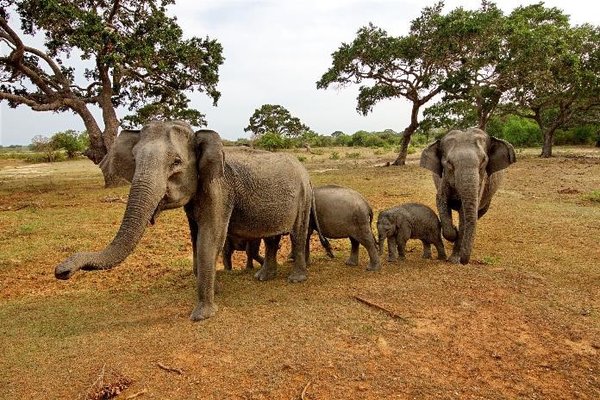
(1, 147, 599, 399)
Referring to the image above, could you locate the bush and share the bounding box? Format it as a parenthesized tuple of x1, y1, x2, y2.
(329, 151, 340, 160)
(51, 130, 88, 158)
(554, 125, 597, 146)
(497, 116, 542, 147)
(253, 132, 291, 151)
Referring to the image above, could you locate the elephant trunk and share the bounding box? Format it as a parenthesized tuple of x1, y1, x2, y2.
(377, 233, 386, 255)
(55, 168, 166, 279)
(455, 171, 480, 264)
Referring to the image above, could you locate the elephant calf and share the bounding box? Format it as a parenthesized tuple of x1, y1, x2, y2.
(377, 203, 446, 262)
(308, 184, 380, 271)
(222, 236, 264, 270)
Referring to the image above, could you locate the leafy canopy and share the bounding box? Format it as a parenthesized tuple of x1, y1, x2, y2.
(244, 104, 310, 139)
(0, 0, 224, 127)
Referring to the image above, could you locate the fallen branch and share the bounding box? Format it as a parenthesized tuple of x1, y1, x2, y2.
(126, 389, 148, 399)
(300, 380, 311, 400)
(353, 295, 410, 323)
(157, 362, 183, 375)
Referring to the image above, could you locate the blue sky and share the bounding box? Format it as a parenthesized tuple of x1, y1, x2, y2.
(1, 0, 599, 145)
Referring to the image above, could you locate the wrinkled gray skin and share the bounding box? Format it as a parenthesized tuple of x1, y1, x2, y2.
(55, 121, 316, 321)
(308, 185, 380, 270)
(222, 236, 264, 270)
(377, 203, 446, 261)
(420, 128, 516, 264)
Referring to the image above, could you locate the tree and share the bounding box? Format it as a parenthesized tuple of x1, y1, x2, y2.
(244, 104, 310, 139)
(30, 134, 57, 161)
(422, 2, 508, 131)
(503, 5, 600, 157)
(50, 129, 88, 158)
(1, 0, 223, 186)
(318, 2, 475, 166)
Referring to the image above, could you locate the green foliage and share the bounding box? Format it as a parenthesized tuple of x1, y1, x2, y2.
(495, 116, 542, 147)
(245, 104, 310, 139)
(50, 130, 88, 158)
(585, 190, 600, 203)
(329, 151, 340, 160)
(252, 132, 290, 151)
(1, 0, 223, 157)
(554, 126, 598, 146)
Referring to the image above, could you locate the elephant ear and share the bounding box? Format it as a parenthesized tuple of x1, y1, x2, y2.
(487, 137, 516, 175)
(420, 140, 442, 177)
(99, 129, 140, 184)
(195, 129, 225, 189)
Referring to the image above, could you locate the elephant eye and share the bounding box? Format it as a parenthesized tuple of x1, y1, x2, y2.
(171, 158, 183, 168)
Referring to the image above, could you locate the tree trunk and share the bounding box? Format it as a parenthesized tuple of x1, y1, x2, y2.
(541, 129, 554, 158)
(391, 133, 412, 166)
(391, 102, 420, 166)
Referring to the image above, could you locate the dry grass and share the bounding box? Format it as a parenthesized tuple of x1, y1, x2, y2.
(0, 146, 599, 399)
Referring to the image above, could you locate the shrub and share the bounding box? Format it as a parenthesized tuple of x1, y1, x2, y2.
(329, 151, 340, 160)
(498, 116, 542, 147)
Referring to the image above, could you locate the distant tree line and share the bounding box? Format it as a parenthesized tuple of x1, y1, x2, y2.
(239, 103, 599, 152)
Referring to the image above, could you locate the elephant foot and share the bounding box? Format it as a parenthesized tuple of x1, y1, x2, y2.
(287, 270, 307, 283)
(254, 265, 277, 281)
(387, 256, 397, 262)
(460, 255, 471, 265)
(345, 258, 358, 266)
(190, 302, 218, 321)
(366, 263, 381, 271)
(448, 254, 461, 264)
(437, 254, 447, 261)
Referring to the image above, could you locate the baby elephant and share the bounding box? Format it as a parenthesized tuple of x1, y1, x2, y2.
(222, 236, 264, 270)
(377, 203, 446, 262)
(309, 184, 380, 270)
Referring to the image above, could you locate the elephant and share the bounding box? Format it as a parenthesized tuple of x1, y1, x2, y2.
(222, 236, 264, 270)
(420, 128, 516, 264)
(306, 184, 380, 271)
(55, 120, 329, 321)
(377, 203, 446, 262)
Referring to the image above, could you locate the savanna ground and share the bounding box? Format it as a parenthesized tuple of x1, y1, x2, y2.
(0, 145, 599, 399)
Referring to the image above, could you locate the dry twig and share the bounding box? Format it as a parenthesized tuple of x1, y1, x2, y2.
(353, 295, 409, 323)
(300, 380, 312, 400)
(126, 389, 148, 399)
(157, 362, 183, 375)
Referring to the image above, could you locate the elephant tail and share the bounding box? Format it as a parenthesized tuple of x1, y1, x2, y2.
(311, 189, 334, 258)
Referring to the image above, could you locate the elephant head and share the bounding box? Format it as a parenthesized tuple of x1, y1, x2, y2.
(420, 128, 515, 264)
(376, 213, 396, 256)
(55, 120, 224, 279)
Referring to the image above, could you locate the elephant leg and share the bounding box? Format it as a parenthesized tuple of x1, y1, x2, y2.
(249, 240, 264, 268)
(223, 238, 234, 271)
(288, 209, 310, 283)
(387, 235, 399, 262)
(434, 237, 447, 260)
(422, 241, 432, 259)
(254, 235, 280, 281)
(345, 238, 360, 266)
(357, 229, 381, 271)
(449, 209, 465, 264)
(305, 227, 314, 266)
(190, 221, 228, 321)
(396, 234, 407, 261)
(185, 205, 198, 277)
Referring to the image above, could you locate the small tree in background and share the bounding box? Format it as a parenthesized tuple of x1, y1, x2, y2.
(244, 104, 310, 141)
(50, 130, 89, 159)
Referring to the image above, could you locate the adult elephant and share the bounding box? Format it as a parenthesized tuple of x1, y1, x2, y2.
(55, 120, 322, 321)
(420, 128, 516, 265)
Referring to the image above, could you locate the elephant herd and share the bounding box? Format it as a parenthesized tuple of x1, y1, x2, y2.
(54, 121, 516, 321)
